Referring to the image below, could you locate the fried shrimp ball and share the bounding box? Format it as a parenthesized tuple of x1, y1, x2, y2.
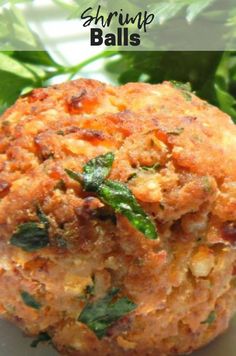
(0, 79, 236, 356)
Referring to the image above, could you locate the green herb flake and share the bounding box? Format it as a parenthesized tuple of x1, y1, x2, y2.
(170, 81, 192, 101)
(20, 291, 41, 310)
(36, 206, 49, 228)
(171, 80, 191, 92)
(98, 180, 157, 240)
(202, 177, 212, 193)
(201, 310, 217, 325)
(10, 208, 50, 252)
(78, 288, 137, 339)
(31, 332, 51, 348)
(140, 163, 161, 171)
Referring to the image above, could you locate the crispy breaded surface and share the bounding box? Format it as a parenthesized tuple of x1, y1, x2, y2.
(0, 79, 236, 355)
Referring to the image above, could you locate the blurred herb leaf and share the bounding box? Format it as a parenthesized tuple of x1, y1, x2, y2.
(150, 0, 217, 25)
(0, 52, 36, 79)
(13, 51, 60, 67)
(0, 5, 40, 50)
(78, 288, 137, 339)
(186, 0, 216, 23)
(20, 291, 41, 310)
(0, 52, 47, 113)
(0, 70, 32, 113)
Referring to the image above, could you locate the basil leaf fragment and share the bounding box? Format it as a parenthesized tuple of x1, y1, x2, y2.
(78, 288, 136, 339)
(10, 208, 49, 252)
(82, 152, 114, 191)
(31, 332, 51, 348)
(20, 291, 41, 310)
(65, 169, 83, 185)
(65, 153, 158, 240)
(99, 180, 157, 240)
(66, 152, 114, 191)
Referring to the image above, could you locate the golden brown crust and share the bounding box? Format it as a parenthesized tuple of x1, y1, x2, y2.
(0, 79, 236, 355)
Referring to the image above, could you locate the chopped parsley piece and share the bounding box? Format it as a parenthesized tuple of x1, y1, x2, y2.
(66, 153, 158, 240)
(78, 288, 137, 339)
(10, 207, 50, 252)
(20, 291, 41, 310)
(31, 332, 51, 348)
(201, 310, 217, 325)
(202, 176, 212, 193)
